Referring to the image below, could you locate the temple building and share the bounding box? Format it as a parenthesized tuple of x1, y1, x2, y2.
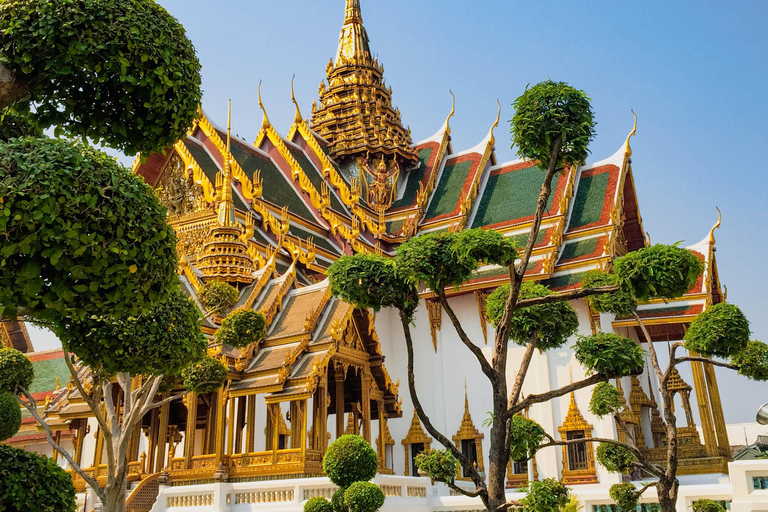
(8, 1, 766, 511)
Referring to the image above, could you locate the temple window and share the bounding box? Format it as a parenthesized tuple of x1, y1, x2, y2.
(402, 410, 432, 476)
(452, 388, 484, 481)
(558, 392, 598, 484)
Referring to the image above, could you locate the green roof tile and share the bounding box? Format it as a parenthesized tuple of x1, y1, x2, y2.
(29, 355, 69, 395)
(425, 159, 473, 220)
(542, 272, 586, 290)
(471, 165, 556, 228)
(391, 148, 433, 210)
(560, 238, 599, 262)
(287, 146, 345, 212)
(508, 230, 547, 250)
(184, 140, 220, 183)
(289, 225, 340, 255)
(569, 172, 610, 229)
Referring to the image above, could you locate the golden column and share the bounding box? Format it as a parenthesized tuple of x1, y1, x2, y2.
(184, 392, 198, 469)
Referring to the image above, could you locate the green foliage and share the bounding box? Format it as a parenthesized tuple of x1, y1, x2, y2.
(684, 303, 750, 357)
(589, 382, 622, 418)
(609, 483, 641, 512)
(55, 290, 206, 376)
(597, 443, 638, 473)
(414, 449, 458, 484)
(343, 482, 385, 512)
(730, 341, 768, 381)
(574, 333, 645, 378)
(486, 282, 579, 350)
(0, 444, 76, 512)
(0, 391, 21, 442)
(199, 281, 239, 317)
(692, 500, 726, 512)
(522, 478, 570, 512)
(0, 0, 202, 155)
(508, 415, 546, 461)
(322, 435, 378, 488)
(215, 310, 267, 349)
(328, 254, 418, 319)
(0, 107, 42, 141)
(181, 356, 228, 394)
(511, 80, 596, 170)
(613, 244, 704, 302)
(0, 137, 177, 323)
(582, 271, 636, 317)
(304, 497, 334, 512)
(331, 488, 347, 512)
(0, 348, 34, 394)
(452, 229, 518, 268)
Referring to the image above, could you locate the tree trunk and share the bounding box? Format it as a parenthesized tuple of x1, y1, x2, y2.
(487, 379, 509, 511)
(0, 62, 29, 110)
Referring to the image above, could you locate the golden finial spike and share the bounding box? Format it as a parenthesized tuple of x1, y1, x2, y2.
(217, 99, 235, 227)
(709, 207, 722, 244)
(345, 0, 362, 24)
(625, 110, 638, 157)
(445, 91, 456, 136)
(258, 80, 271, 129)
(291, 75, 303, 125)
(489, 99, 501, 147)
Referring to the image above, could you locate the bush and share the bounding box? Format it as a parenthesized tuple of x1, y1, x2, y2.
(582, 271, 636, 317)
(182, 357, 228, 394)
(304, 497, 334, 512)
(215, 310, 267, 349)
(693, 500, 726, 512)
(522, 478, 570, 512)
(0, 107, 42, 141)
(0, 348, 35, 394)
(589, 382, 622, 418)
(684, 303, 750, 357)
(487, 282, 579, 350)
(199, 281, 239, 317)
(574, 333, 645, 378)
(0, 137, 177, 322)
(509, 415, 545, 461)
(55, 289, 206, 376)
(331, 488, 347, 512)
(414, 449, 457, 484)
(0, 391, 21, 441)
(0, 444, 76, 512)
(0, 0, 202, 154)
(610, 483, 641, 512)
(597, 443, 638, 473)
(343, 482, 385, 512)
(322, 435, 378, 488)
(731, 341, 768, 381)
(613, 244, 704, 302)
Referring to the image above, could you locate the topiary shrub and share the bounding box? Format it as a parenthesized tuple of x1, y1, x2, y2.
(0, 391, 21, 441)
(322, 435, 378, 488)
(0, 444, 76, 512)
(731, 341, 768, 381)
(589, 382, 622, 418)
(597, 443, 638, 473)
(574, 333, 645, 378)
(684, 303, 750, 357)
(509, 415, 545, 461)
(331, 488, 347, 512)
(609, 483, 641, 512)
(0, 0, 202, 155)
(522, 478, 570, 512)
(693, 499, 726, 512)
(486, 282, 579, 350)
(0, 348, 34, 394)
(414, 449, 457, 484)
(343, 482, 385, 512)
(215, 310, 267, 349)
(182, 357, 228, 394)
(199, 281, 239, 317)
(0, 137, 177, 323)
(582, 271, 636, 317)
(304, 497, 334, 512)
(0, 107, 42, 141)
(613, 244, 704, 302)
(55, 289, 206, 376)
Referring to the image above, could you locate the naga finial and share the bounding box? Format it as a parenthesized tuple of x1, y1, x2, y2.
(258, 80, 271, 129)
(709, 206, 722, 245)
(445, 90, 456, 136)
(625, 109, 638, 157)
(291, 75, 303, 125)
(488, 99, 501, 147)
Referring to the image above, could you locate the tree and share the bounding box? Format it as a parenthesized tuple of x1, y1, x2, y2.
(0, 0, 202, 154)
(199, 280, 240, 318)
(0, 444, 77, 512)
(316, 435, 384, 512)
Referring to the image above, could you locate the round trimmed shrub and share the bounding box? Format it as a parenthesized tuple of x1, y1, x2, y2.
(304, 497, 334, 512)
(199, 281, 239, 317)
(331, 488, 347, 512)
(215, 310, 267, 349)
(522, 478, 570, 512)
(731, 341, 768, 381)
(684, 303, 750, 357)
(0, 0, 202, 155)
(0, 444, 76, 512)
(693, 500, 726, 512)
(414, 449, 457, 484)
(0, 348, 34, 394)
(182, 357, 228, 394)
(323, 435, 378, 488)
(487, 282, 579, 350)
(0, 391, 21, 441)
(597, 443, 638, 473)
(0, 137, 177, 323)
(344, 481, 385, 512)
(613, 244, 704, 302)
(509, 415, 545, 461)
(582, 270, 636, 317)
(610, 483, 641, 512)
(589, 382, 622, 418)
(574, 333, 645, 378)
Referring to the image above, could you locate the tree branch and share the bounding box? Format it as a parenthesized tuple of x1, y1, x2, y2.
(446, 481, 485, 498)
(516, 285, 620, 309)
(512, 374, 606, 415)
(438, 293, 495, 382)
(674, 356, 738, 371)
(62, 352, 110, 435)
(507, 340, 536, 411)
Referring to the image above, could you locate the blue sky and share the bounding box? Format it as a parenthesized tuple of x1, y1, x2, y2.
(118, 0, 768, 420)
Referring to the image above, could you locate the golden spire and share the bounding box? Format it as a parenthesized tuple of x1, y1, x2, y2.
(291, 75, 303, 124)
(258, 81, 271, 129)
(337, 0, 370, 64)
(217, 99, 236, 227)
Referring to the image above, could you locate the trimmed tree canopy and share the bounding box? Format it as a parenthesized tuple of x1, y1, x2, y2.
(181, 356, 228, 394)
(597, 443, 638, 473)
(55, 289, 206, 376)
(215, 310, 267, 349)
(731, 341, 768, 382)
(304, 497, 334, 512)
(684, 302, 750, 357)
(0, 137, 178, 322)
(589, 382, 622, 418)
(511, 80, 596, 170)
(0, 391, 21, 441)
(582, 270, 636, 317)
(0, 107, 42, 141)
(0, 444, 77, 512)
(522, 478, 570, 512)
(574, 333, 645, 378)
(613, 244, 704, 302)
(487, 282, 579, 350)
(322, 435, 378, 488)
(509, 415, 546, 461)
(343, 482, 385, 512)
(609, 483, 641, 512)
(0, 348, 34, 394)
(199, 281, 239, 317)
(0, 0, 202, 154)
(414, 449, 458, 484)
